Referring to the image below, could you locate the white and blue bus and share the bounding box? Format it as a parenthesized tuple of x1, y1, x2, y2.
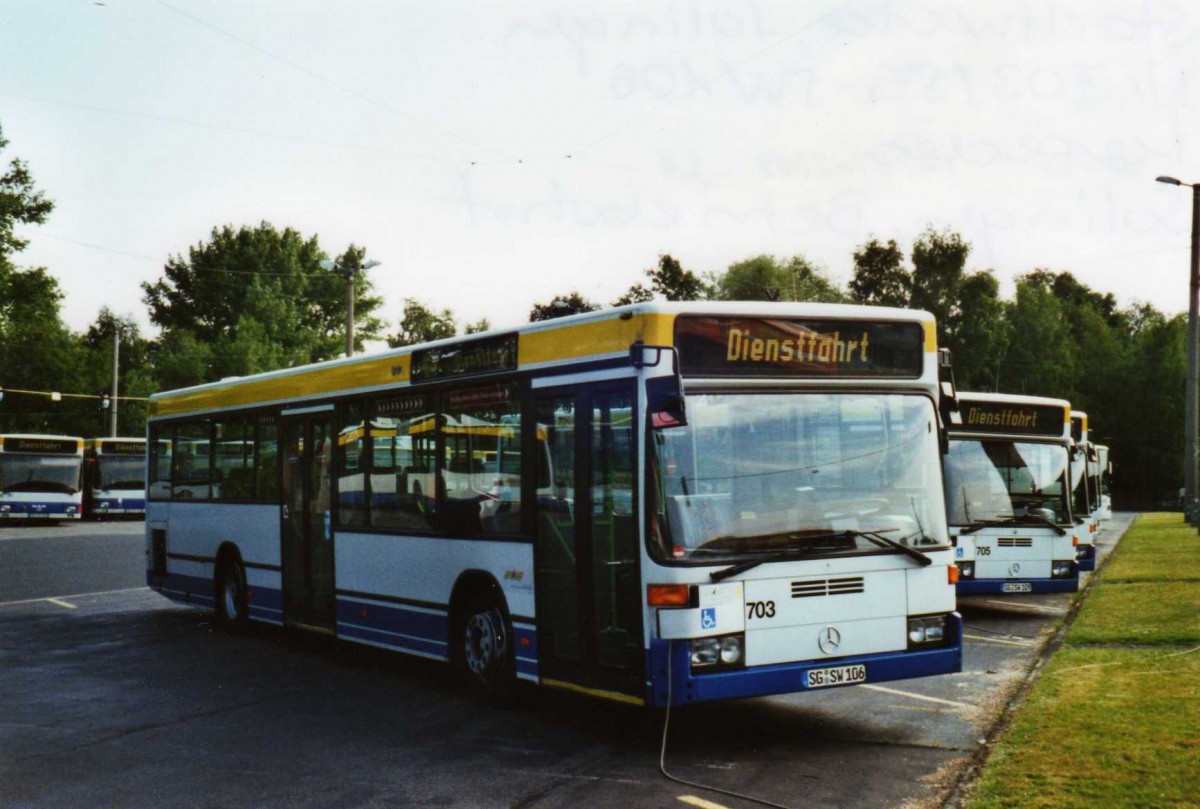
(146, 302, 961, 707)
(84, 437, 147, 519)
(1069, 411, 1098, 571)
(1095, 444, 1112, 521)
(944, 393, 1079, 594)
(0, 434, 85, 522)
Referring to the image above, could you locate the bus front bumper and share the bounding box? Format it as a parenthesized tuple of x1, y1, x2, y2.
(648, 612, 962, 707)
(957, 578, 1078, 595)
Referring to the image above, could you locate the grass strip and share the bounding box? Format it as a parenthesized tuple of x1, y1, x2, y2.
(967, 514, 1200, 808)
(1068, 581, 1200, 645)
(968, 647, 1200, 809)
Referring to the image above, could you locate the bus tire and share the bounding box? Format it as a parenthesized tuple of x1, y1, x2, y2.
(451, 592, 515, 703)
(215, 554, 249, 630)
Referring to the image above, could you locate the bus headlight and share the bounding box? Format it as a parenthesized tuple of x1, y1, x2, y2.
(1052, 561, 1076, 578)
(691, 634, 744, 669)
(907, 616, 947, 648)
(956, 561, 975, 579)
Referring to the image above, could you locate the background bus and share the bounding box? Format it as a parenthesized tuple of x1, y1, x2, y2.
(145, 302, 961, 707)
(0, 434, 85, 522)
(83, 437, 147, 519)
(944, 393, 1079, 594)
(1070, 410, 1098, 571)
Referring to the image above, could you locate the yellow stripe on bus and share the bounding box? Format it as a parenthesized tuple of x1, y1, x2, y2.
(519, 313, 676, 367)
(152, 312, 677, 418)
(541, 678, 646, 707)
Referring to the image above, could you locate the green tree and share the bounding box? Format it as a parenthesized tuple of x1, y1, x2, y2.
(529, 292, 599, 322)
(615, 254, 710, 306)
(0, 122, 54, 259)
(388, 299, 459, 347)
(910, 226, 970, 338)
(849, 238, 910, 307)
(945, 270, 1008, 391)
(1000, 276, 1077, 398)
(142, 224, 383, 386)
(710, 254, 844, 302)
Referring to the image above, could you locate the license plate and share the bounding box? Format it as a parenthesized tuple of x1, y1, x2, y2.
(1002, 582, 1033, 593)
(804, 664, 867, 689)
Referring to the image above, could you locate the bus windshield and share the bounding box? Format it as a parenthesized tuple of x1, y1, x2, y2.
(651, 392, 948, 563)
(0, 455, 83, 494)
(97, 455, 145, 490)
(944, 440, 1071, 526)
(1070, 451, 1093, 516)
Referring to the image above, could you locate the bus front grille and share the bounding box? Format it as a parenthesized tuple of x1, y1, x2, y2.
(997, 537, 1033, 547)
(791, 576, 865, 598)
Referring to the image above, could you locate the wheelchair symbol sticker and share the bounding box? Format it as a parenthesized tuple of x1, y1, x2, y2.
(700, 608, 717, 630)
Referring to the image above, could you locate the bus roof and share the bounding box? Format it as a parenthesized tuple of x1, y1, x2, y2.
(148, 301, 938, 420)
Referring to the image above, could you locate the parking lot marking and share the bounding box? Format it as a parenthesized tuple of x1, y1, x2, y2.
(963, 632, 1035, 647)
(859, 684, 972, 709)
(979, 599, 1064, 615)
(45, 598, 77, 610)
(0, 586, 148, 609)
(678, 796, 732, 809)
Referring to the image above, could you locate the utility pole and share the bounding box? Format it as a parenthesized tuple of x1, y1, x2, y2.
(110, 327, 120, 437)
(320, 256, 381, 358)
(1156, 175, 1200, 520)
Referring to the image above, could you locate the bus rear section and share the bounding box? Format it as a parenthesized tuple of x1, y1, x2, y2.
(0, 435, 85, 522)
(84, 438, 147, 518)
(945, 394, 1079, 594)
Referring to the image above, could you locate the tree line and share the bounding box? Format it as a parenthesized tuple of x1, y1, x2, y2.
(0, 121, 1182, 509)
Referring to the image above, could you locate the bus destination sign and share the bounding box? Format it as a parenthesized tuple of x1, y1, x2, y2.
(4, 437, 80, 454)
(674, 317, 924, 379)
(411, 334, 518, 383)
(100, 441, 144, 455)
(960, 402, 1067, 437)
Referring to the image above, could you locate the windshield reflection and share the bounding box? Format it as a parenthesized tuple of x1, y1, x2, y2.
(651, 392, 948, 563)
(944, 439, 1071, 526)
(0, 455, 83, 494)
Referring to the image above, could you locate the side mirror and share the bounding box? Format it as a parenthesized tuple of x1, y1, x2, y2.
(633, 342, 688, 429)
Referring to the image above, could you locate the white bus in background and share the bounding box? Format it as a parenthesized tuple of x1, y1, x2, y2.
(1095, 444, 1113, 521)
(145, 302, 962, 707)
(0, 434, 85, 522)
(944, 393, 1080, 594)
(1070, 411, 1097, 571)
(83, 437, 147, 519)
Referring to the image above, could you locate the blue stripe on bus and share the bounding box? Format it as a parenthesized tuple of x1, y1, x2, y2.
(513, 624, 538, 679)
(957, 578, 1078, 595)
(153, 571, 215, 609)
(336, 597, 449, 659)
(1076, 545, 1096, 571)
(647, 613, 964, 707)
(0, 502, 81, 518)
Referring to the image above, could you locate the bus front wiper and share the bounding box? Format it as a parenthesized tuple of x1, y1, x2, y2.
(960, 515, 1067, 536)
(708, 529, 932, 582)
(858, 530, 933, 567)
(709, 543, 847, 583)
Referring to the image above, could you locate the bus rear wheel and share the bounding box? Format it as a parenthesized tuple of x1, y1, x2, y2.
(452, 594, 515, 702)
(216, 556, 249, 629)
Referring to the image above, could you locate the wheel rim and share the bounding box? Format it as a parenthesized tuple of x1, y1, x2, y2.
(463, 609, 505, 677)
(222, 567, 240, 620)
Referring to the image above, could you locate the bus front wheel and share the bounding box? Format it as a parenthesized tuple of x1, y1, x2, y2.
(215, 555, 249, 629)
(452, 593, 515, 702)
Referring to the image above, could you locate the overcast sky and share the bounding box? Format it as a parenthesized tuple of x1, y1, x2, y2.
(2, 0, 1197, 343)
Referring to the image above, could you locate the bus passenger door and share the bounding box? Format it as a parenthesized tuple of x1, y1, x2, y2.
(534, 384, 644, 702)
(281, 414, 336, 632)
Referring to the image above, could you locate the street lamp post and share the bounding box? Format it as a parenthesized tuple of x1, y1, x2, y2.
(1156, 175, 1200, 520)
(320, 257, 381, 358)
